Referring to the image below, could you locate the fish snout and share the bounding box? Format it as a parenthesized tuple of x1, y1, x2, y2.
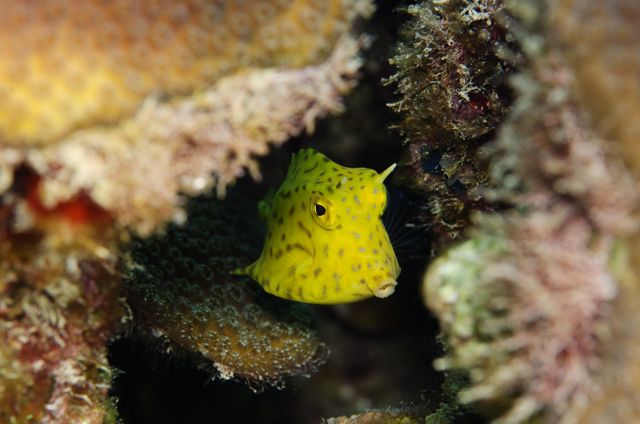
(372, 278, 397, 298)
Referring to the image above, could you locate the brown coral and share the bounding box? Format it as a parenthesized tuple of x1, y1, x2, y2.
(549, 0, 640, 172)
(324, 410, 423, 424)
(0, 0, 372, 236)
(122, 190, 329, 386)
(1, 34, 368, 236)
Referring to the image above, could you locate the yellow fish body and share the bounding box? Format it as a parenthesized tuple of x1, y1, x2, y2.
(236, 148, 400, 304)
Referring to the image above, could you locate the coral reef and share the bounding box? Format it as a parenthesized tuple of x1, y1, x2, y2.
(0, 0, 372, 235)
(387, 0, 514, 252)
(0, 0, 372, 146)
(0, 0, 374, 421)
(0, 169, 124, 423)
(122, 190, 329, 386)
(324, 410, 423, 424)
(3, 0, 639, 422)
(1, 34, 368, 236)
(423, 0, 640, 423)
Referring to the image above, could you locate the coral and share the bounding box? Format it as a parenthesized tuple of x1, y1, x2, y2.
(122, 190, 328, 386)
(324, 410, 423, 424)
(0, 0, 374, 420)
(387, 0, 514, 252)
(0, 170, 124, 423)
(565, 237, 640, 423)
(548, 0, 640, 171)
(1, 34, 368, 236)
(388, 0, 510, 142)
(0, 0, 373, 146)
(422, 3, 640, 422)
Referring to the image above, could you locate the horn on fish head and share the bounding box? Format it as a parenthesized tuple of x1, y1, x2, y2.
(376, 163, 397, 184)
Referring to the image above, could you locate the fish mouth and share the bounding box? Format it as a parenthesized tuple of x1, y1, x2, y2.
(373, 279, 397, 298)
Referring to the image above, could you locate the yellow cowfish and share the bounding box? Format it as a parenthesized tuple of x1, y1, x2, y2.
(235, 148, 400, 304)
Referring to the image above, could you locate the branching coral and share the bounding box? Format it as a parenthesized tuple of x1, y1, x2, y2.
(122, 190, 329, 387)
(387, 0, 514, 252)
(423, 1, 640, 422)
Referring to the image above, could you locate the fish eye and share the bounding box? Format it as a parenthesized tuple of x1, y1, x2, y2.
(310, 194, 336, 229)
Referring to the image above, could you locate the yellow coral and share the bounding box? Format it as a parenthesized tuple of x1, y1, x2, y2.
(0, 0, 372, 145)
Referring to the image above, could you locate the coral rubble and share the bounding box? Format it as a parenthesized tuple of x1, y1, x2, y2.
(123, 191, 329, 386)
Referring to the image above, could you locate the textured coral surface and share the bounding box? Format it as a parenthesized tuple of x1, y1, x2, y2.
(123, 190, 328, 385)
(325, 410, 423, 424)
(0, 0, 370, 145)
(0, 170, 123, 423)
(388, 0, 513, 253)
(422, 0, 640, 422)
(0, 0, 373, 421)
(550, 0, 640, 170)
(0, 0, 372, 235)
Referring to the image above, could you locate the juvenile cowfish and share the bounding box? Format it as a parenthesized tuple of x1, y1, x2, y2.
(235, 148, 400, 304)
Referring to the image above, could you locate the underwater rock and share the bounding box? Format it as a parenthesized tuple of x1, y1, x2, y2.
(423, 1, 640, 422)
(123, 191, 328, 386)
(387, 0, 514, 253)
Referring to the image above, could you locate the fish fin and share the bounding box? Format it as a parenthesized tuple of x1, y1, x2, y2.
(230, 261, 256, 276)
